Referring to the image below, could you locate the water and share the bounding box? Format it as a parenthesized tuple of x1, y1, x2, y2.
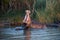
(0, 27, 60, 40)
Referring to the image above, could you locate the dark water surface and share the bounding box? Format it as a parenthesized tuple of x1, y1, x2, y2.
(0, 27, 60, 40)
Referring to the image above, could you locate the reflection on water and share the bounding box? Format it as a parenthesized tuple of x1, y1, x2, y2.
(0, 27, 60, 40)
(24, 29, 31, 40)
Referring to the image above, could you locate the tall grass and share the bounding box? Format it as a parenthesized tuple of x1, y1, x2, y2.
(34, 0, 60, 24)
(0, 0, 60, 24)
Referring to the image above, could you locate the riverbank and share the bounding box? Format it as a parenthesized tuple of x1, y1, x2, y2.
(0, 22, 21, 28)
(0, 22, 60, 28)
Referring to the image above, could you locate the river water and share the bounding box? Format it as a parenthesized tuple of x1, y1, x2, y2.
(0, 27, 60, 40)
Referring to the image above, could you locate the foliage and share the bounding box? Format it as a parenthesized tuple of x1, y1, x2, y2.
(0, 0, 60, 24)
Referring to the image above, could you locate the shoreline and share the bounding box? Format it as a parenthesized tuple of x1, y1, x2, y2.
(0, 22, 60, 28)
